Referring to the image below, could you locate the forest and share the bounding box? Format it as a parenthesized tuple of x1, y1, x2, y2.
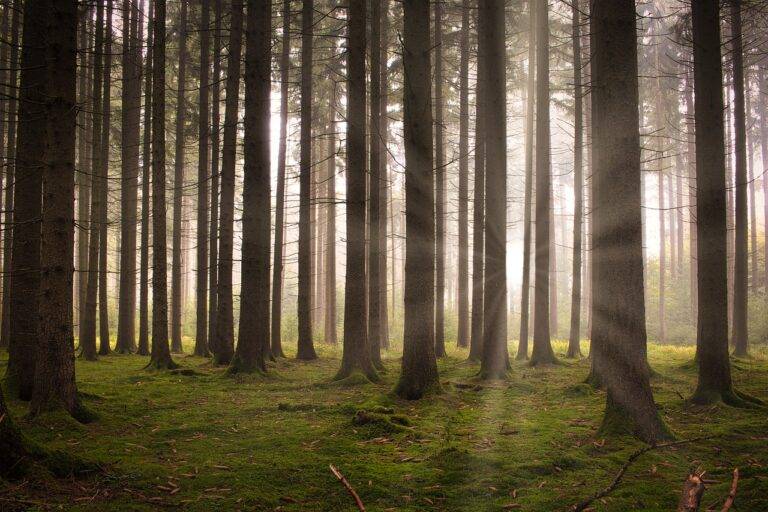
(0, 0, 767, 510)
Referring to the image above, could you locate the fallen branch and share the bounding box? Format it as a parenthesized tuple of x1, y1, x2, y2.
(677, 472, 705, 512)
(720, 468, 738, 512)
(569, 436, 715, 512)
(329, 464, 365, 511)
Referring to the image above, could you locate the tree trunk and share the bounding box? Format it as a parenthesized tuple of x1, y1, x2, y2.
(746, 85, 757, 292)
(214, 0, 244, 365)
(566, 0, 583, 359)
(296, 0, 317, 360)
(530, 0, 556, 366)
(396, 0, 439, 399)
(325, 81, 338, 346)
(336, 0, 377, 381)
(230, 0, 271, 374)
(433, 0, 446, 359)
(194, 0, 211, 357)
(379, 0, 390, 350)
(479, 0, 509, 379)
(729, 0, 748, 357)
(208, 0, 222, 354)
(685, 70, 697, 325)
(456, 0, 470, 349)
(149, 0, 177, 369)
(590, 0, 671, 444)
(171, 0, 188, 354)
(271, 0, 291, 357)
(138, 0, 154, 357)
(760, 67, 768, 293)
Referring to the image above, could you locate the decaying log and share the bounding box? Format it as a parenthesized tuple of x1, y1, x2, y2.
(677, 472, 705, 511)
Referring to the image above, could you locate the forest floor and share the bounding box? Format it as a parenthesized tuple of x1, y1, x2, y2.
(1, 341, 767, 511)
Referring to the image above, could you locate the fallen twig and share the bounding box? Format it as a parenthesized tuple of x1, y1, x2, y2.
(329, 464, 365, 511)
(720, 468, 738, 512)
(569, 436, 716, 512)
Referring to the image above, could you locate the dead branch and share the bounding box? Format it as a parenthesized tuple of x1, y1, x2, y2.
(720, 468, 738, 512)
(677, 472, 705, 512)
(329, 464, 365, 512)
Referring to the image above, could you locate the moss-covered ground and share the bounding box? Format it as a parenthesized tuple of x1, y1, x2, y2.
(1, 341, 767, 511)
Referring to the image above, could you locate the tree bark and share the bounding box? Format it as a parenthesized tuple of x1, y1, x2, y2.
(590, 0, 671, 443)
(378, 0, 390, 350)
(325, 81, 338, 346)
(456, 0, 470, 349)
(336, 0, 377, 381)
(214, 0, 244, 365)
(760, 67, 768, 293)
(208, 0, 222, 354)
(396, 0, 439, 399)
(433, 0, 446, 359)
(296, 0, 317, 360)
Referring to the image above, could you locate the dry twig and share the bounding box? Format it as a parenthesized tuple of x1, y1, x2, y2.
(329, 464, 365, 511)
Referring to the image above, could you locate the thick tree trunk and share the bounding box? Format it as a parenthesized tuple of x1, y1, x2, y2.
(296, 0, 317, 360)
(566, 0, 583, 359)
(325, 83, 338, 346)
(138, 0, 154, 357)
(271, 0, 291, 357)
(590, 0, 670, 443)
(214, 0, 244, 365)
(194, 0, 211, 357)
(456, 0, 470, 349)
(208, 0, 222, 354)
(230, 0, 271, 374)
(479, 0, 509, 379)
(368, 0, 382, 368)
(337, 0, 377, 381)
(729, 0, 748, 357)
(171, 0, 188, 354)
(530, 0, 556, 366)
(433, 0, 446, 359)
(396, 0, 439, 399)
(149, 0, 177, 369)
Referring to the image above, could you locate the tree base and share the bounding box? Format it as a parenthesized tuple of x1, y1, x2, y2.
(227, 356, 266, 375)
(331, 371, 378, 387)
(145, 357, 179, 371)
(599, 400, 673, 444)
(515, 351, 528, 361)
(690, 387, 764, 408)
(565, 345, 582, 359)
(394, 377, 441, 400)
(529, 354, 561, 367)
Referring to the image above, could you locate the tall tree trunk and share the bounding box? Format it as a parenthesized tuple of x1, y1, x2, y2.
(0, 2, 8, 251)
(479, 0, 508, 379)
(530, 0, 556, 366)
(590, 0, 670, 444)
(138, 0, 154, 357)
(685, 70, 697, 323)
(171, 0, 188, 354)
(31, 0, 90, 421)
(230, 0, 271, 374)
(378, 0, 390, 350)
(760, 67, 768, 293)
(468, 0, 485, 362)
(456, 0, 469, 349)
(517, 0, 535, 361)
(433, 0, 446, 358)
(208, 0, 222, 353)
(368, 0, 383, 368)
(396, 0, 439, 399)
(117, 0, 141, 354)
(566, 0, 583, 359)
(746, 85, 757, 291)
(730, 0, 748, 357)
(325, 81, 338, 346)
(337, 0, 377, 381)
(149, 0, 177, 369)
(271, 0, 291, 357)
(296, 0, 317, 360)
(195, 0, 211, 357)
(214, 0, 244, 365)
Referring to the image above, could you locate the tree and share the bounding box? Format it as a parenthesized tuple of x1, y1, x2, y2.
(530, 0, 557, 366)
(229, 0, 271, 374)
(457, 0, 470, 349)
(395, 0, 439, 399)
(324, 80, 338, 346)
(479, 0, 508, 379)
(296, 0, 318, 360)
(729, 0, 748, 358)
(195, 0, 211, 357)
(117, 0, 142, 354)
(208, 0, 223, 353)
(214, 0, 244, 365)
(378, 0, 391, 350)
(566, 0, 583, 359)
(336, 0, 377, 382)
(149, 0, 178, 369)
(760, 67, 768, 293)
(517, 0, 535, 361)
(589, 0, 670, 443)
(433, 0, 446, 359)
(271, 0, 291, 358)
(171, 0, 189, 354)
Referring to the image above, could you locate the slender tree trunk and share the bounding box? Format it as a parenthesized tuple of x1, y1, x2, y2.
(138, 0, 153, 357)
(171, 0, 188, 354)
(379, 0, 390, 349)
(230, 0, 271, 374)
(566, 0, 583, 359)
(590, 0, 670, 444)
(517, 0, 535, 361)
(479, 0, 508, 379)
(746, 86, 757, 291)
(433, 0, 446, 358)
(730, 0, 748, 357)
(215, 0, 244, 365)
(760, 67, 768, 293)
(325, 81, 338, 346)
(530, 0, 556, 366)
(0, 2, 8, 243)
(336, 0, 377, 381)
(296, 0, 317, 360)
(685, 71, 697, 323)
(658, 114, 667, 344)
(396, 0, 439, 399)
(149, 0, 177, 369)
(208, 0, 222, 354)
(456, 0, 470, 349)
(195, 0, 211, 357)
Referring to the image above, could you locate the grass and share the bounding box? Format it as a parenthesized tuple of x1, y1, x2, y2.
(2, 340, 767, 511)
